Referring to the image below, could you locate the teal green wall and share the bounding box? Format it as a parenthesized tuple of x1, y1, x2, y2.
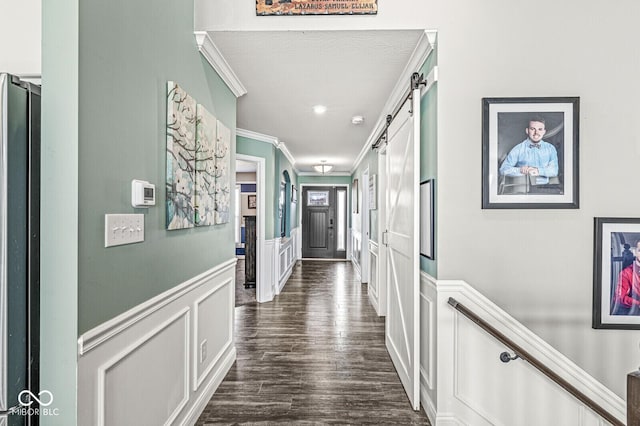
(42, 0, 79, 423)
(276, 151, 299, 236)
(298, 175, 352, 186)
(419, 46, 438, 277)
(236, 136, 276, 238)
(77, 0, 236, 333)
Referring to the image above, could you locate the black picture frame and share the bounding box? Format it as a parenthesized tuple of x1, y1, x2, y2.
(248, 194, 257, 209)
(593, 217, 640, 329)
(482, 97, 579, 209)
(420, 179, 434, 260)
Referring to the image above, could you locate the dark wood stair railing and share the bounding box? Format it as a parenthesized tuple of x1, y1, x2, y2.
(629, 371, 640, 425)
(447, 297, 625, 426)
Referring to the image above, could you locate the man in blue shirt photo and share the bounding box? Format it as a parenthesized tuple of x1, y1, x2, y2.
(499, 117, 559, 186)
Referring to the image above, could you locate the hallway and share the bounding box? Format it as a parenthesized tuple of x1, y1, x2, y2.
(196, 260, 430, 424)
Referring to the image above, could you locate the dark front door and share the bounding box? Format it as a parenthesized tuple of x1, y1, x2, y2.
(302, 187, 345, 259)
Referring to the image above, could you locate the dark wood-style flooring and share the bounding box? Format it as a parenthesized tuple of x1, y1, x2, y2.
(235, 258, 256, 307)
(197, 260, 430, 425)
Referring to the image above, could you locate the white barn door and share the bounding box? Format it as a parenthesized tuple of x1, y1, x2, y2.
(384, 89, 421, 410)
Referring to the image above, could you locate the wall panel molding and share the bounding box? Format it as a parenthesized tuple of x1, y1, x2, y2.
(96, 309, 190, 426)
(78, 260, 236, 425)
(79, 259, 236, 355)
(193, 278, 233, 390)
(419, 272, 625, 425)
(368, 240, 380, 314)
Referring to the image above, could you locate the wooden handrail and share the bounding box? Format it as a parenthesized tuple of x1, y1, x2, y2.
(447, 297, 624, 426)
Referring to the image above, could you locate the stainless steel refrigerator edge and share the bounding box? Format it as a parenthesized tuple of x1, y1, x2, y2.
(0, 73, 41, 426)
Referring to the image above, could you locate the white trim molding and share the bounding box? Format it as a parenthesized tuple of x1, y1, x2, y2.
(236, 128, 299, 173)
(420, 272, 626, 426)
(277, 141, 296, 168)
(352, 29, 436, 174)
(78, 258, 236, 355)
(77, 260, 236, 426)
(236, 153, 268, 303)
(194, 31, 247, 98)
(297, 171, 352, 177)
(236, 128, 279, 146)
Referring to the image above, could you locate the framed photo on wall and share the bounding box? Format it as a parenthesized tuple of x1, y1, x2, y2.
(248, 194, 257, 209)
(482, 97, 579, 209)
(593, 217, 640, 329)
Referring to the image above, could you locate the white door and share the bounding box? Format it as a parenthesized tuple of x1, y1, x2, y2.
(384, 90, 421, 410)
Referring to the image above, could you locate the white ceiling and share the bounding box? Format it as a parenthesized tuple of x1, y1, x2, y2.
(210, 30, 424, 174)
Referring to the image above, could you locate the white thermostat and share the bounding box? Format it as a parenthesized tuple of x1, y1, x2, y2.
(131, 179, 156, 208)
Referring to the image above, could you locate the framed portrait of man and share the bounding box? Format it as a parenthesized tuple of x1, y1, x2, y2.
(481, 97, 579, 209)
(593, 218, 640, 329)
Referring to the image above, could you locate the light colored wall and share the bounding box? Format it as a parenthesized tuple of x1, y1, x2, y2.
(352, 149, 378, 242)
(77, 0, 236, 334)
(276, 150, 299, 235)
(41, 0, 79, 423)
(0, 0, 41, 75)
(236, 172, 256, 183)
(237, 135, 276, 237)
(419, 48, 437, 277)
(198, 0, 640, 397)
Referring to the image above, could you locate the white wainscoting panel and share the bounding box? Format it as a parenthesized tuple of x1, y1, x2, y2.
(368, 240, 380, 315)
(277, 228, 298, 294)
(100, 309, 190, 426)
(351, 229, 361, 279)
(78, 259, 237, 426)
(420, 272, 625, 426)
(262, 238, 277, 302)
(194, 278, 233, 390)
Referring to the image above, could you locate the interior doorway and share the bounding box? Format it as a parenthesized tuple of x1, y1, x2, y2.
(301, 186, 347, 259)
(235, 154, 269, 304)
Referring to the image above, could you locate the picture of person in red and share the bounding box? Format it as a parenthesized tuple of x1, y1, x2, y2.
(613, 240, 640, 315)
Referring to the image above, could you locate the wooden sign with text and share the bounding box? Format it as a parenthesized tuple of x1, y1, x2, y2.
(257, 0, 377, 16)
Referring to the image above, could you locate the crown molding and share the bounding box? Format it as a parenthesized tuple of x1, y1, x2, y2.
(352, 29, 436, 174)
(236, 128, 300, 173)
(277, 141, 296, 168)
(194, 31, 247, 98)
(236, 128, 279, 146)
(297, 171, 352, 177)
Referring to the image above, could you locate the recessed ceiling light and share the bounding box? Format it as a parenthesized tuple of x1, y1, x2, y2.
(351, 115, 364, 125)
(313, 105, 327, 115)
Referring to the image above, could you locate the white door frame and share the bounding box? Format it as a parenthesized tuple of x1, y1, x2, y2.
(376, 148, 388, 316)
(361, 169, 370, 283)
(298, 183, 350, 261)
(236, 154, 269, 303)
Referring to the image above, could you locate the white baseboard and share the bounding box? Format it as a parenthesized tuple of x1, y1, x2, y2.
(78, 259, 236, 426)
(180, 347, 236, 425)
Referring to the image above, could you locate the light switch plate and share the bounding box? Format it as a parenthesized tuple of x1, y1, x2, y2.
(105, 214, 144, 247)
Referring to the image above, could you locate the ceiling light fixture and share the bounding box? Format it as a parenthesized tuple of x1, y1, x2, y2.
(313, 105, 327, 115)
(351, 115, 365, 125)
(313, 161, 333, 174)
